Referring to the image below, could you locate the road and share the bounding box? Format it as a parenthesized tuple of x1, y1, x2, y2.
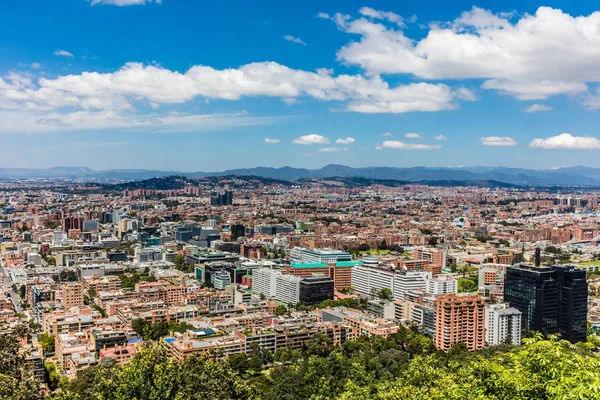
(1, 263, 23, 313)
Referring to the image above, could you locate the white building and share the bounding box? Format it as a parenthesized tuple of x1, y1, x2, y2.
(425, 275, 458, 295)
(212, 270, 231, 290)
(393, 271, 431, 300)
(485, 303, 522, 346)
(290, 247, 352, 264)
(252, 268, 280, 298)
(275, 274, 301, 305)
(351, 265, 395, 298)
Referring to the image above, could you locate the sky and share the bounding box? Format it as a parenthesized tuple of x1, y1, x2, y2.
(2, 0, 600, 171)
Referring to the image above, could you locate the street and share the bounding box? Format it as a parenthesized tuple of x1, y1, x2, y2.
(1, 263, 23, 314)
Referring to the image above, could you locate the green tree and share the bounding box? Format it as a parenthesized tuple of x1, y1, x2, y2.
(275, 304, 288, 315)
(38, 332, 55, 355)
(378, 288, 393, 302)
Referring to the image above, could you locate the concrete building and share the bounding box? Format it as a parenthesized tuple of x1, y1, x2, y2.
(290, 247, 352, 264)
(434, 293, 486, 351)
(425, 275, 458, 295)
(275, 274, 301, 305)
(252, 268, 280, 298)
(485, 303, 522, 346)
(61, 282, 84, 309)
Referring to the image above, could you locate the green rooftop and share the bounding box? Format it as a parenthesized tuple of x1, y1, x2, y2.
(291, 262, 328, 268)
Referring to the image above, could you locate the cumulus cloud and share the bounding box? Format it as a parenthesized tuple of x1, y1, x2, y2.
(264, 137, 280, 144)
(380, 132, 392, 137)
(53, 50, 74, 57)
(327, 6, 600, 101)
(380, 140, 441, 150)
(529, 133, 600, 149)
(318, 147, 348, 152)
(283, 35, 307, 46)
(90, 0, 162, 5)
(335, 137, 355, 144)
(293, 134, 330, 145)
(434, 134, 447, 141)
(0, 61, 472, 117)
(404, 132, 422, 139)
(524, 104, 553, 113)
(480, 136, 517, 147)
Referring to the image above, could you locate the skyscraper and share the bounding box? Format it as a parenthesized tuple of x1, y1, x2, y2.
(504, 264, 587, 342)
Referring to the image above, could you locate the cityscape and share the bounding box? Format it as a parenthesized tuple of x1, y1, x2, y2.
(3, 0, 600, 399)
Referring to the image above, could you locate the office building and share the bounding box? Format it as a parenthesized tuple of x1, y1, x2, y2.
(275, 274, 301, 305)
(426, 275, 458, 295)
(210, 191, 233, 206)
(252, 268, 280, 298)
(299, 275, 334, 306)
(485, 303, 522, 346)
(434, 293, 486, 351)
(290, 247, 352, 264)
(504, 264, 587, 342)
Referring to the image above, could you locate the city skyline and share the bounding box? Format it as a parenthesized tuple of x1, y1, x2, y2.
(3, 1, 600, 170)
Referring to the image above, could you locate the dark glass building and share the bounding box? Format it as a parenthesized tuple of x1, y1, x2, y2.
(210, 191, 233, 206)
(504, 264, 587, 342)
(299, 275, 334, 306)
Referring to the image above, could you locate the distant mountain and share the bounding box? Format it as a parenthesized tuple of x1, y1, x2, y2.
(2, 164, 600, 186)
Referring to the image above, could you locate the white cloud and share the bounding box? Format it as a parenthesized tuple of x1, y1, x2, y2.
(53, 50, 74, 57)
(264, 137, 280, 144)
(529, 133, 600, 149)
(0, 109, 283, 134)
(31, 63, 41, 69)
(481, 80, 586, 100)
(404, 132, 422, 139)
(316, 12, 330, 19)
(90, 0, 162, 5)
(0, 61, 471, 116)
(358, 7, 404, 27)
(524, 104, 553, 113)
(293, 134, 330, 145)
(318, 147, 348, 152)
(380, 132, 392, 137)
(480, 136, 517, 147)
(335, 137, 355, 144)
(381, 140, 441, 150)
(434, 134, 447, 141)
(283, 35, 307, 46)
(328, 6, 600, 101)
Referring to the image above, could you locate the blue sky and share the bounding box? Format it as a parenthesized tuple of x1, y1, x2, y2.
(2, 0, 600, 171)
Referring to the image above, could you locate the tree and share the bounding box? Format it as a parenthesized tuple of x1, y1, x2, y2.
(174, 254, 186, 271)
(46, 256, 56, 266)
(38, 332, 55, 355)
(378, 287, 393, 302)
(19, 284, 26, 299)
(275, 304, 288, 315)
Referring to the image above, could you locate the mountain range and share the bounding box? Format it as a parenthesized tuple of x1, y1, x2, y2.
(2, 165, 600, 186)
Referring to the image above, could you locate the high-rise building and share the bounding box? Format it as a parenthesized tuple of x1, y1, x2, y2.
(210, 191, 233, 206)
(275, 274, 301, 305)
(252, 268, 280, 298)
(434, 293, 486, 351)
(230, 224, 245, 241)
(299, 275, 334, 305)
(504, 264, 587, 342)
(484, 303, 522, 346)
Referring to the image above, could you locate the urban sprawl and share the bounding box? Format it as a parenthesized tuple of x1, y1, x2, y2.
(1, 176, 598, 391)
